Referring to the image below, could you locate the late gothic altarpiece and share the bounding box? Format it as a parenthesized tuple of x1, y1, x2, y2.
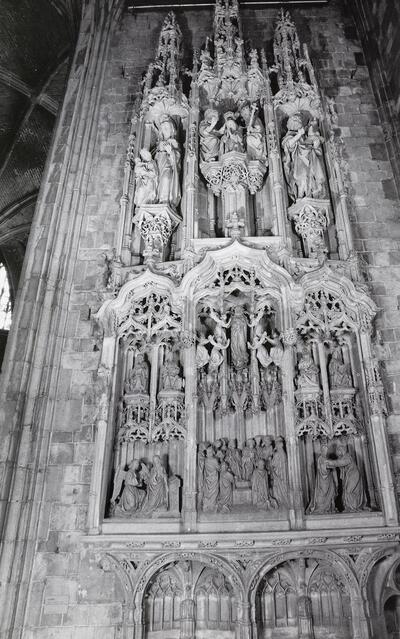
(88, 2, 400, 637)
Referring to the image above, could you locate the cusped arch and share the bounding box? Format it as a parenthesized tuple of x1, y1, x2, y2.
(297, 262, 377, 332)
(179, 239, 304, 311)
(358, 547, 400, 615)
(247, 548, 360, 602)
(133, 551, 246, 614)
(95, 267, 180, 337)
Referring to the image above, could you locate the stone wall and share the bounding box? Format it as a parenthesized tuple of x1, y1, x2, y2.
(350, 0, 400, 197)
(1, 1, 400, 637)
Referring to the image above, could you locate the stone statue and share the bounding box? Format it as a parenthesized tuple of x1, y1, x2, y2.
(199, 108, 221, 161)
(251, 460, 277, 510)
(258, 435, 274, 467)
(208, 325, 230, 374)
(141, 455, 169, 515)
(271, 437, 290, 508)
(306, 117, 327, 198)
(281, 112, 309, 201)
(220, 111, 244, 154)
(248, 330, 271, 369)
(282, 112, 327, 203)
(242, 438, 257, 481)
(218, 461, 235, 512)
(297, 345, 320, 391)
(225, 439, 242, 480)
(111, 459, 144, 515)
(267, 330, 284, 367)
(327, 444, 367, 512)
(125, 353, 149, 394)
(307, 442, 337, 514)
(328, 348, 353, 388)
(134, 149, 158, 207)
(202, 446, 220, 512)
(155, 114, 181, 208)
(241, 104, 265, 160)
(161, 347, 183, 391)
(196, 335, 210, 369)
(230, 304, 249, 369)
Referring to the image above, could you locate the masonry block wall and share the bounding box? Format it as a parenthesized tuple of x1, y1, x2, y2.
(1, 1, 400, 637)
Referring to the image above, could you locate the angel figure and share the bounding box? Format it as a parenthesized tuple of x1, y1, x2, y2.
(248, 330, 271, 369)
(209, 307, 232, 335)
(265, 329, 283, 368)
(111, 460, 144, 516)
(196, 334, 210, 369)
(208, 330, 230, 374)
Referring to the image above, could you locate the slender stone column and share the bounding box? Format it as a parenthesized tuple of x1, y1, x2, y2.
(282, 328, 305, 529)
(183, 299, 198, 532)
(0, 1, 125, 635)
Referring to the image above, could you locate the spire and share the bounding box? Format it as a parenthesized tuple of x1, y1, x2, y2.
(273, 9, 301, 90)
(141, 12, 184, 103)
(271, 8, 320, 111)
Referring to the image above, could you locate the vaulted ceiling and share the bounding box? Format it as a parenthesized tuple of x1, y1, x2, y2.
(0, 0, 80, 301)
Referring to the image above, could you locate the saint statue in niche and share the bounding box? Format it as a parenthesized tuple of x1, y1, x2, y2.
(199, 108, 221, 162)
(160, 347, 183, 391)
(220, 111, 244, 154)
(155, 114, 181, 208)
(326, 444, 367, 512)
(251, 459, 277, 510)
(281, 112, 327, 202)
(281, 112, 309, 201)
(141, 455, 169, 515)
(328, 347, 353, 389)
(307, 442, 337, 515)
(271, 436, 290, 509)
(240, 103, 266, 161)
(230, 304, 249, 369)
(306, 116, 327, 198)
(297, 344, 320, 391)
(134, 149, 158, 207)
(125, 353, 149, 394)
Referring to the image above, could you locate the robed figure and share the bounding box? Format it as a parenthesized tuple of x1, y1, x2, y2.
(155, 114, 181, 208)
(307, 443, 337, 514)
(202, 447, 220, 512)
(141, 456, 169, 515)
(282, 113, 309, 201)
(327, 445, 367, 512)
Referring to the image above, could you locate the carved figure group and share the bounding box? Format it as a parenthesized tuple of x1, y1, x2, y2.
(199, 105, 265, 162)
(111, 455, 177, 518)
(308, 441, 367, 514)
(281, 112, 327, 202)
(134, 114, 181, 210)
(198, 436, 289, 512)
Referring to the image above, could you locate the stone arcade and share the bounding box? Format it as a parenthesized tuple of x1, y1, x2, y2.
(1, 1, 400, 638)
